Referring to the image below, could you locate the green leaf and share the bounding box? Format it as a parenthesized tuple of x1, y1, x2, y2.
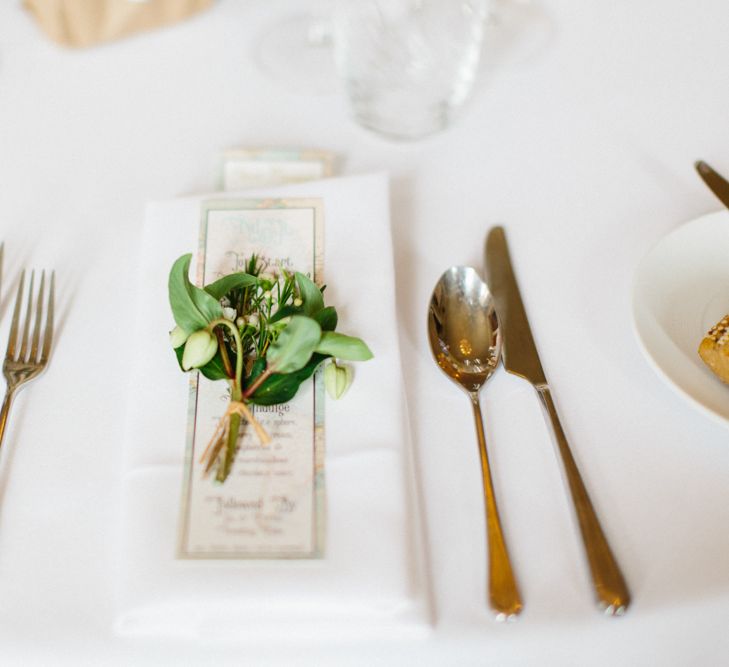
(204, 273, 258, 300)
(168, 254, 223, 333)
(316, 332, 373, 361)
(248, 354, 328, 406)
(313, 306, 338, 332)
(267, 316, 322, 373)
(168, 254, 209, 333)
(295, 272, 324, 316)
(244, 357, 267, 388)
(198, 356, 229, 381)
(174, 344, 229, 381)
(190, 284, 223, 325)
(268, 304, 301, 324)
(174, 344, 185, 369)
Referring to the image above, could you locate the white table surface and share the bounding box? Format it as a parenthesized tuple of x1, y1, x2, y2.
(2, 1, 729, 665)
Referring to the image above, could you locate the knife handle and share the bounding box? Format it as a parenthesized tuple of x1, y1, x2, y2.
(536, 386, 631, 615)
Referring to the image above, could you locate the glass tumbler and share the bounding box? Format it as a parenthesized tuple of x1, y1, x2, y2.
(332, 0, 490, 140)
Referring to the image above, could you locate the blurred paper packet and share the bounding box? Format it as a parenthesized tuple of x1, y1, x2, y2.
(23, 0, 214, 48)
(221, 148, 336, 191)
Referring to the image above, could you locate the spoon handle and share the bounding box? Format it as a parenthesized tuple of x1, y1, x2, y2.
(536, 386, 630, 615)
(471, 396, 523, 619)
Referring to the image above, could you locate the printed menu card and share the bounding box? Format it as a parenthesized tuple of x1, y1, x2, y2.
(178, 198, 325, 559)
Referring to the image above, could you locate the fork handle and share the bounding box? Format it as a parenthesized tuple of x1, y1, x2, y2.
(536, 385, 630, 615)
(0, 388, 16, 452)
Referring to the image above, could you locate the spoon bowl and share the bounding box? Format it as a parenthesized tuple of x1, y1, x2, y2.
(427, 266, 523, 619)
(427, 266, 501, 396)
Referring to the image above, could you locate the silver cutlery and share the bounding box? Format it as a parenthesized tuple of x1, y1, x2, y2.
(485, 226, 630, 615)
(428, 266, 523, 619)
(0, 270, 55, 451)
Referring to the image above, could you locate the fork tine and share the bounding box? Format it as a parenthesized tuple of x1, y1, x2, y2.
(18, 271, 35, 362)
(40, 271, 54, 364)
(30, 271, 45, 362)
(6, 270, 25, 361)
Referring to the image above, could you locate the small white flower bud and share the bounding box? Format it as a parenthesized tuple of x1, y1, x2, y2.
(236, 316, 245, 328)
(324, 361, 353, 400)
(247, 313, 260, 328)
(222, 307, 237, 321)
(169, 326, 189, 349)
(293, 298, 303, 307)
(182, 330, 218, 370)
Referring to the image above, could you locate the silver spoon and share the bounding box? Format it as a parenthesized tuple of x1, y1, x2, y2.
(427, 266, 522, 619)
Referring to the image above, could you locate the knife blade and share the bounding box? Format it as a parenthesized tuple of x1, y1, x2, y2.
(695, 160, 729, 209)
(484, 227, 546, 385)
(484, 226, 631, 615)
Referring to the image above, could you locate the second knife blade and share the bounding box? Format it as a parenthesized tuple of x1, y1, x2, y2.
(695, 160, 729, 210)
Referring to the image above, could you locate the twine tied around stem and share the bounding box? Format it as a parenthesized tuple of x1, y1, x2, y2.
(199, 400, 272, 477)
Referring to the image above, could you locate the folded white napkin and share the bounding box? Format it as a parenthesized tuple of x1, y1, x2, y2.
(115, 173, 432, 641)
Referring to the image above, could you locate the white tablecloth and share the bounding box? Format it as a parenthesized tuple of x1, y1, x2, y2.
(1, 0, 729, 664)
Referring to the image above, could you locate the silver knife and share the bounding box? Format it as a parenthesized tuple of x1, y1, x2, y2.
(695, 160, 729, 209)
(485, 226, 630, 615)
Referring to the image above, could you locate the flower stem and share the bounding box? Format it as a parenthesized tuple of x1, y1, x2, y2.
(209, 318, 244, 394)
(215, 328, 234, 379)
(242, 366, 274, 399)
(217, 407, 241, 482)
(209, 318, 245, 480)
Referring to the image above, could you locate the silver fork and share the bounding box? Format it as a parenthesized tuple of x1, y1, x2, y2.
(0, 270, 55, 450)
